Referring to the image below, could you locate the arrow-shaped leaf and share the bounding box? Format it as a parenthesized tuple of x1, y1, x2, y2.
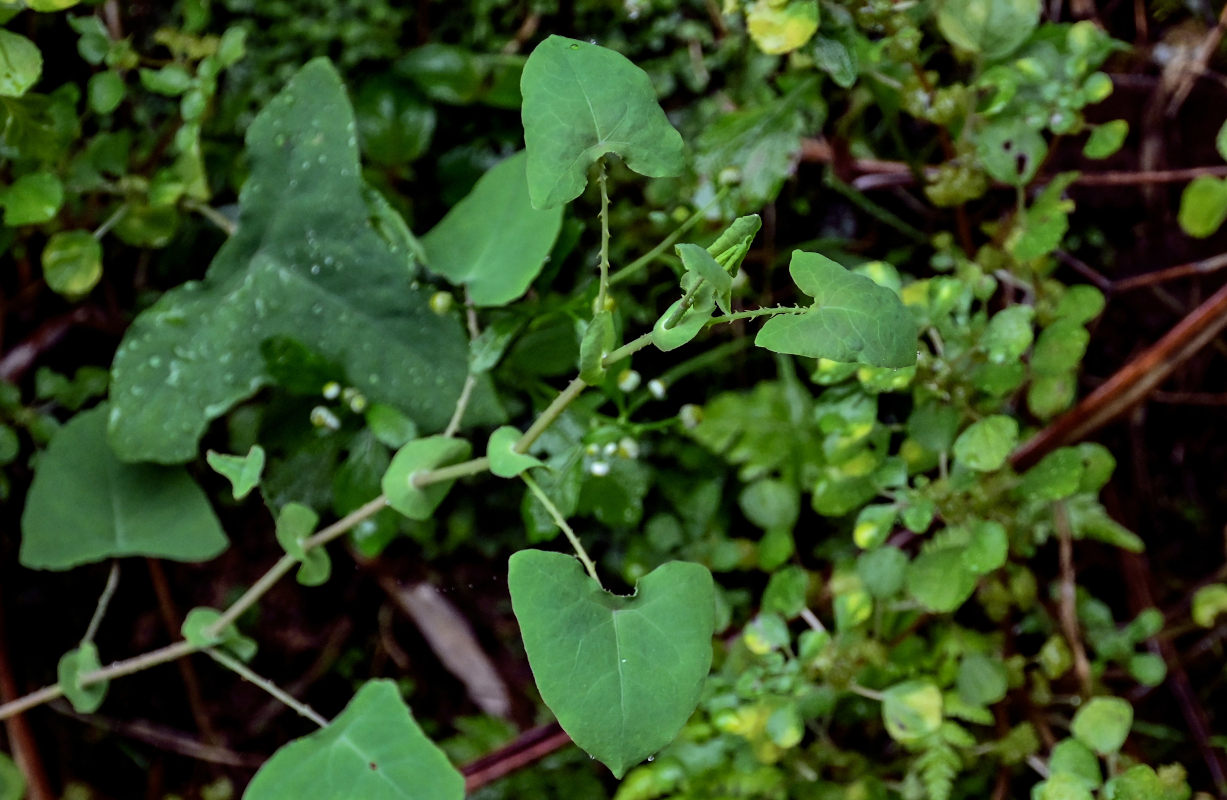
(755, 250, 917, 367)
(521, 36, 684, 209)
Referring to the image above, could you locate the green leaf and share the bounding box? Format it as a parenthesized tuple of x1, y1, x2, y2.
(1035, 773, 1095, 800)
(57, 642, 107, 713)
(1049, 739, 1102, 789)
(962, 520, 1009, 573)
(881, 680, 943, 744)
(1192, 583, 1227, 627)
(853, 503, 897, 549)
(755, 251, 917, 368)
(906, 547, 978, 612)
(139, 65, 193, 96)
(1032, 319, 1090, 375)
(365, 403, 418, 449)
(677, 243, 732, 315)
(1218, 119, 1227, 162)
(0, 30, 42, 97)
(936, 0, 1039, 60)
(1128, 653, 1166, 687)
(1084, 120, 1128, 159)
(108, 60, 498, 463)
(275, 502, 330, 586)
(982, 305, 1033, 364)
(580, 310, 616, 382)
(707, 214, 762, 273)
(1018, 448, 1084, 501)
(738, 478, 800, 530)
(28, 0, 83, 10)
(1070, 697, 1132, 755)
(856, 546, 908, 598)
(1104, 765, 1167, 800)
(952, 415, 1018, 472)
(977, 119, 1046, 186)
(421, 151, 563, 306)
(181, 607, 257, 661)
(652, 281, 715, 352)
(746, 0, 819, 55)
(1055, 285, 1106, 324)
(398, 44, 483, 105)
(761, 565, 809, 618)
(382, 436, 472, 520)
(1008, 174, 1076, 261)
(354, 75, 435, 166)
(1, 171, 63, 225)
(487, 426, 543, 478)
(243, 680, 464, 800)
(19, 406, 228, 570)
(813, 34, 858, 88)
(956, 653, 1007, 706)
(42, 231, 102, 298)
(0, 751, 24, 800)
(1178, 176, 1227, 238)
(508, 550, 714, 778)
(87, 70, 125, 114)
(695, 92, 806, 208)
(520, 36, 684, 209)
(206, 445, 265, 500)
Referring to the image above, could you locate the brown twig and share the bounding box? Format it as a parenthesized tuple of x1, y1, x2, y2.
(1165, 1, 1227, 116)
(461, 722, 571, 792)
(0, 586, 54, 800)
(55, 704, 265, 769)
(146, 559, 221, 747)
(0, 307, 110, 383)
(1011, 279, 1227, 471)
(1054, 503, 1094, 698)
(1113, 252, 1227, 292)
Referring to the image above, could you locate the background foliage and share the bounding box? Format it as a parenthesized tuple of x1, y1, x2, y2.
(3, 1, 1227, 799)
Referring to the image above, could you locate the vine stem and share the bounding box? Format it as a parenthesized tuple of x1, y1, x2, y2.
(205, 648, 329, 728)
(707, 306, 806, 326)
(81, 563, 120, 645)
(596, 163, 611, 314)
(522, 473, 600, 586)
(608, 186, 729, 286)
(0, 331, 663, 723)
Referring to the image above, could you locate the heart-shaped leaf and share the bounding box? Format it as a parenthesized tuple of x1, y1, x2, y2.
(19, 405, 228, 570)
(206, 445, 265, 500)
(521, 36, 684, 209)
(421, 151, 562, 306)
(508, 549, 715, 777)
(243, 680, 464, 800)
(275, 502, 330, 586)
(755, 251, 917, 367)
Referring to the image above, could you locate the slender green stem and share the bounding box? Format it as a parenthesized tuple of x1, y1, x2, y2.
(609, 187, 730, 286)
(848, 683, 885, 702)
(516, 377, 586, 454)
(412, 457, 491, 489)
(663, 278, 704, 329)
(82, 562, 120, 645)
(444, 294, 482, 438)
(93, 204, 128, 239)
(522, 472, 600, 586)
(206, 648, 329, 728)
(603, 331, 654, 367)
(184, 199, 238, 236)
(596, 164, 611, 313)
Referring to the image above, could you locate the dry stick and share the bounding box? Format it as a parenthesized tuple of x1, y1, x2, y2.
(1165, 0, 1227, 117)
(1113, 252, 1227, 292)
(146, 559, 222, 746)
(1010, 278, 1227, 471)
(57, 706, 265, 769)
(0, 586, 54, 800)
(799, 136, 1227, 188)
(1054, 503, 1094, 698)
(461, 722, 571, 792)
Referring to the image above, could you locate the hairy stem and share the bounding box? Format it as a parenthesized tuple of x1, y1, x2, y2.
(81, 563, 120, 645)
(596, 163, 611, 314)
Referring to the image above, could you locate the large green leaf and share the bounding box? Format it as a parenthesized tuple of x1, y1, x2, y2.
(755, 251, 917, 367)
(520, 36, 684, 209)
(421, 151, 562, 306)
(508, 549, 715, 778)
(108, 59, 498, 463)
(20, 406, 228, 570)
(936, 0, 1039, 60)
(243, 680, 464, 800)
